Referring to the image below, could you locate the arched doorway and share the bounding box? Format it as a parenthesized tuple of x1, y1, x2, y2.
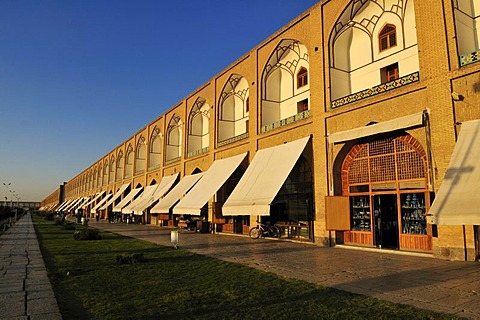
(341, 133, 432, 252)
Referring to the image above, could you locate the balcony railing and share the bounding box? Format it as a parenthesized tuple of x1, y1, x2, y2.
(217, 132, 249, 148)
(331, 71, 420, 109)
(148, 164, 161, 171)
(460, 50, 480, 66)
(261, 109, 311, 134)
(187, 146, 209, 158)
(165, 156, 181, 166)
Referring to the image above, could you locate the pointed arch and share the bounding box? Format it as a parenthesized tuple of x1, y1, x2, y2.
(166, 115, 183, 164)
(135, 136, 147, 174)
(329, 0, 419, 104)
(125, 144, 134, 178)
(109, 156, 115, 184)
(188, 97, 210, 157)
(218, 74, 249, 144)
(116, 150, 124, 181)
(103, 159, 109, 186)
(261, 39, 310, 129)
(149, 127, 163, 170)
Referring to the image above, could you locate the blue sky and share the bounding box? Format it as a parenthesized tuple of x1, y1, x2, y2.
(0, 0, 319, 202)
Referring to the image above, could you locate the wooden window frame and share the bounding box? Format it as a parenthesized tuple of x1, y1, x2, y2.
(297, 67, 308, 88)
(379, 24, 397, 52)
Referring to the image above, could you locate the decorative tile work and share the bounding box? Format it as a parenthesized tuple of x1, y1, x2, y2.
(460, 50, 479, 66)
(261, 109, 311, 134)
(187, 146, 209, 158)
(217, 132, 249, 148)
(330, 71, 420, 109)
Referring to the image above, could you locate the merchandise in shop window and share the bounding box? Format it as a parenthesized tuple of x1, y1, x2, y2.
(401, 193, 427, 235)
(351, 195, 371, 231)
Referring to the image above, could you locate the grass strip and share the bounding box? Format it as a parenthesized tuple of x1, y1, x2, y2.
(33, 215, 461, 320)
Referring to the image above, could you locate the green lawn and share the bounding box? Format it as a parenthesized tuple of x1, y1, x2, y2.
(33, 215, 461, 320)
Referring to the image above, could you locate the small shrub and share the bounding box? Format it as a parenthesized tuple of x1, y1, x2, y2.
(62, 222, 76, 230)
(116, 252, 148, 264)
(73, 228, 101, 241)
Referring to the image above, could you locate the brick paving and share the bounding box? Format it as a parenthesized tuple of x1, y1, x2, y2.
(89, 220, 480, 319)
(0, 213, 62, 320)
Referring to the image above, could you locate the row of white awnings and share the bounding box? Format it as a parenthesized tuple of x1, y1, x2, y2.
(100, 183, 130, 211)
(54, 136, 311, 218)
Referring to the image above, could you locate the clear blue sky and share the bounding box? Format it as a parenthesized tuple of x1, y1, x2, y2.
(0, 0, 319, 202)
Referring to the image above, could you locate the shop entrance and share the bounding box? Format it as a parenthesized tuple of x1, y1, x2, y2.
(373, 194, 399, 249)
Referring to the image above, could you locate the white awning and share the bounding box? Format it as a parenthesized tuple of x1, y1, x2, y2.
(429, 120, 480, 225)
(82, 192, 105, 209)
(222, 136, 310, 216)
(173, 153, 247, 215)
(75, 197, 91, 212)
(63, 198, 82, 212)
(132, 174, 179, 215)
(328, 112, 425, 144)
(56, 199, 72, 212)
(99, 183, 130, 211)
(123, 185, 157, 215)
(113, 187, 143, 213)
(92, 194, 112, 214)
(151, 173, 204, 214)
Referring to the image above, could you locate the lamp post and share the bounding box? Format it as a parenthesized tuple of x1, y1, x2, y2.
(3, 182, 11, 207)
(10, 190, 15, 208)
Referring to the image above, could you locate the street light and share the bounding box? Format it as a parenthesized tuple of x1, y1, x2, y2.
(3, 182, 11, 207)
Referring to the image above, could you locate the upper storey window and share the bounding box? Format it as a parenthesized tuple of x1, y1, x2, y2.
(329, 0, 419, 108)
(297, 67, 308, 88)
(261, 39, 310, 132)
(379, 24, 397, 52)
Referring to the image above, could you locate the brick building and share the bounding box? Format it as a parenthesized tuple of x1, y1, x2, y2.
(41, 0, 480, 261)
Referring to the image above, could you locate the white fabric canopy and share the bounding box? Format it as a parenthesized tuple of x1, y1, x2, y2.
(99, 183, 130, 210)
(328, 112, 425, 144)
(132, 174, 179, 215)
(92, 194, 112, 214)
(74, 197, 91, 212)
(222, 136, 310, 216)
(82, 192, 105, 209)
(429, 120, 480, 225)
(173, 153, 247, 215)
(151, 173, 204, 214)
(113, 187, 143, 212)
(56, 199, 72, 212)
(63, 198, 82, 212)
(124, 185, 157, 215)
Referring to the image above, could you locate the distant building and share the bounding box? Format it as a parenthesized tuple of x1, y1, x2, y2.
(41, 0, 480, 261)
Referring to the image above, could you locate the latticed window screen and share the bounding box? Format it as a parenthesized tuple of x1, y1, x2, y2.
(346, 136, 426, 186)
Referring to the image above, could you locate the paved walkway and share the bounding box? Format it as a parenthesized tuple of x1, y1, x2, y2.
(3, 215, 479, 319)
(88, 219, 480, 319)
(0, 213, 62, 320)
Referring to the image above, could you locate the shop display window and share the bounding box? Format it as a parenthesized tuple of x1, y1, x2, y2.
(350, 195, 371, 231)
(401, 193, 426, 234)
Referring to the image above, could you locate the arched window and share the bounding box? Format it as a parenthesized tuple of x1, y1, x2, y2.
(149, 127, 162, 170)
(187, 98, 210, 157)
(261, 40, 309, 131)
(135, 136, 147, 174)
(166, 115, 182, 164)
(116, 150, 124, 181)
(379, 24, 396, 52)
(218, 74, 249, 144)
(297, 67, 308, 88)
(125, 144, 134, 178)
(109, 156, 115, 184)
